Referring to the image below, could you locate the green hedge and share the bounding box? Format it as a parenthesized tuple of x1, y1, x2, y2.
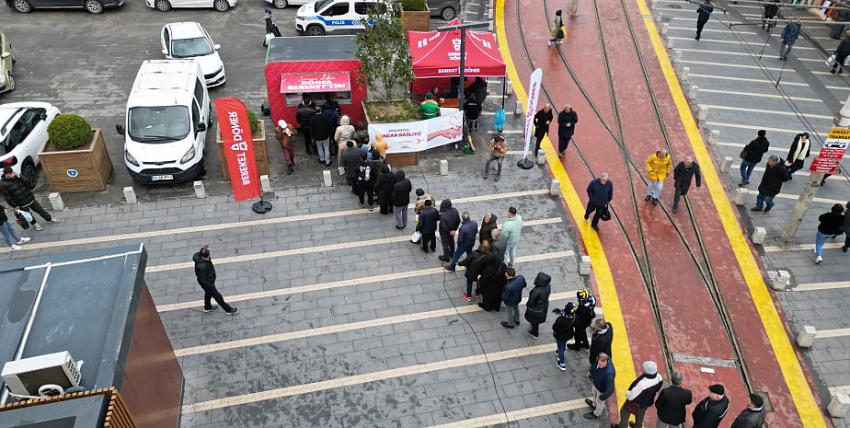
(247, 110, 260, 134)
(47, 114, 92, 151)
(402, 0, 427, 11)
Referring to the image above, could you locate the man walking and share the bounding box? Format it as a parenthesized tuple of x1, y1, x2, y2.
(438, 199, 460, 262)
(731, 394, 766, 428)
(616, 361, 663, 428)
(557, 104, 578, 156)
(780, 17, 801, 61)
(445, 212, 478, 271)
(1, 167, 61, 231)
(500, 267, 526, 329)
(585, 173, 613, 231)
(695, 0, 713, 41)
(692, 384, 730, 428)
(583, 352, 616, 421)
(483, 132, 508, 181)
(501, 207, 523, 266)
(192, 246, 238, 315)
(739, 130, 770, 186)
(569, 289, 596, 350)
(751, 155, 790, 213)
(672, 156, 701, 213)
(645, 149, 672, 206)
(832, 31, 850, 74)
(0, 204, 30, 251)
(655, 372, 693, 428)
(310, 106, 332, 166)
(533, 103, 554, 156)
(552, 302, 576, 371)
(417, 199, 439, 253)
(391, 170, 412, 229)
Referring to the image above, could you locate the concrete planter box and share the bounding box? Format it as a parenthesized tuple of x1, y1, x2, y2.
(216, 119, 269, 181)
(401, 8, 430, 32)
(39, 128, 112, 193)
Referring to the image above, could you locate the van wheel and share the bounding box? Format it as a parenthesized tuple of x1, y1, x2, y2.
(21, 161, 37, 188)
(213, 0, 229, 11)
(440, 6, 456, 20)
(306, 25, 325, 36)
(12, 0, 32, 13)
(155, 0, 171, 11)
(84, 0, 104, 13)
(273, 0, 287, 7)
(198, 159, 207, 177)
(7, 75, 15, 92)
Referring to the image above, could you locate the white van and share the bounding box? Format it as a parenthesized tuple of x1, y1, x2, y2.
(118, 60, 210, 184)
(295, 0, 387, 36)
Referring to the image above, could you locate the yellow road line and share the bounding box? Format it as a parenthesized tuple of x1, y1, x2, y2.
(147, 217, 563, 273)
(635, 0, 827, 424)
(175, 290, 579, 357)
(182, 343, 555, 414)
(425, 398, 587, 428)
(157, 250, 574, 312)
(495, 0, 637, 407)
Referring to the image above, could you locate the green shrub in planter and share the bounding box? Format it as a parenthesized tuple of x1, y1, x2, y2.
(247, 110, 260, 134)
(402, 0, 426, 11)
(48, 114, 92, 151)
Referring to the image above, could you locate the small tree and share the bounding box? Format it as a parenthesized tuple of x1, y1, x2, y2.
(355, 2, 415, 102)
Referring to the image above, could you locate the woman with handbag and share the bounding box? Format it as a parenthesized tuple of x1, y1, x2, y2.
(786, 132, 811, 174)
(0, 205, 30, 251)
(548, 10, 565, 47)
(524, 272, 552, 339)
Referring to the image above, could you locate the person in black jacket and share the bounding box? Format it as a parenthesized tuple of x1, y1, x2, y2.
(533, 104, 554, 157)
(692, 384, 730, 428)
(192, 246, 238, 314)
(461, 240, 492, 303)
(672, 156, 702, 213)
(463, 93, 483, 134)
(761, 0, 779, 31)
(589, 318, 613, 366)
(739, 130, 770, 186)
(309, 106, 333, 166)
(343, 140, 363, 190)
(814, 204, 845, 264)
(569, 289, 596, 350)
(478, 258, 507, 312)
(617, 360, 663, 428)
(1, 168, 61, 231)
(585, 173, 613, 230)
(842, 200, 850, 253)
(438, 199, 460, 262)
(524, 272, 551, 338)
(655, 372, 693, 427)
(391, 170, 412, 229)
(695, 0, 713, 41)
(731, 394, 766, 428)
(752, 156, 790, 213)
(417, 199, 439, 253)
(832, 32, 850, 74)
(295, 97, 316, 154)
(557, 104, 578, 156)
(374, 166, 395, 215)
(354, 153, 375, 209)
(552, 302, 575, 371)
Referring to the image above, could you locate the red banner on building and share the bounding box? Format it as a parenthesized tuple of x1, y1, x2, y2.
(280, 72, 351, 93)
(213, 97, 261, 202)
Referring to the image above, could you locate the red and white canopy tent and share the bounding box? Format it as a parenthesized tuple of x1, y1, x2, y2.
(407, 18, 507, 105)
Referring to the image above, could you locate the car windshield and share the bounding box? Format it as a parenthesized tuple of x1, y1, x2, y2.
(171, 37, 213, 58)
(128, 106, 189, 143)
(314, 0, 334, 13)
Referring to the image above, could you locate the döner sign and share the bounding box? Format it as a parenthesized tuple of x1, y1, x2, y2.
(214, 98, 261, 202)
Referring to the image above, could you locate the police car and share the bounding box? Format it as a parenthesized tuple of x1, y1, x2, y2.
(295, 0, 387, 36)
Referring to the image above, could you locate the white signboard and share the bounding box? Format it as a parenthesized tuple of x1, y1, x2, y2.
(368, 109, 464, 154)
(522, 68, 543, 160)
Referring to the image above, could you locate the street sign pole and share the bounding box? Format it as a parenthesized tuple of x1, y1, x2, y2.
(779, 172, 825, 243)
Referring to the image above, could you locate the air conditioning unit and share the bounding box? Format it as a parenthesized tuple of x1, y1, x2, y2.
(1, 351, 81, 397)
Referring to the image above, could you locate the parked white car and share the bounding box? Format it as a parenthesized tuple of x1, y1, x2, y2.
(265, 0, 310, 9)
(0, 102, 60, 187)
(146, 0, 236, 12)
(161, 22, 225, 88)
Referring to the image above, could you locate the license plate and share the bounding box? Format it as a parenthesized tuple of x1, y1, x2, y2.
(151, 175, 174, 181)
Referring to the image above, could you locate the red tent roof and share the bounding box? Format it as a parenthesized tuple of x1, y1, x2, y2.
(407, 19, 506, 78)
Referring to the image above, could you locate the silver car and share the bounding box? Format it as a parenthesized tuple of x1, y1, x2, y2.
(428, 0, 459, 20)
(0, 32, 14, 94)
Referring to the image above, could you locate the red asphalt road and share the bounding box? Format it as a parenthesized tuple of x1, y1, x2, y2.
(504, 0, 826, 425)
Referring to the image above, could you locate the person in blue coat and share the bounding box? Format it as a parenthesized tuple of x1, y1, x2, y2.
(445, 212, 478, 271)
(583, 352, 615, 420)
(500, 268, 526, 329)
(584, 173, 613, 231)
(780, 17, 801, 61)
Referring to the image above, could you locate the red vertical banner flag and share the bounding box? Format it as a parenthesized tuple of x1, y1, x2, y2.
(214, 97, 261, 202)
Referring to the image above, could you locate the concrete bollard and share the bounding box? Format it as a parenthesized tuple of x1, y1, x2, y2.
(688, 85, 699, 101)
(439, 159, 449, 176)
(674, 50, 682, 63)
(579, 255, 592, 275)
(487, 6, 493, 20)
(488, 20, 494, 32)
(536, 151, 546, 165)
(655, 12, 663, 24)
(123, 187, 138, 205)
(751, 227, 766, 244)
(549, 179, 561, 196)
(768, 270, 791, 291)
(720, 156, 733, 173)
(322, 170, 333, 187)
(506, 80, 514, 95)
(828, 393, 850, 418)
(260, 175, 272, 193)
(662, 23, 669, 35)
(514, 100, 523, 116)
(796, 325, 817, 348)
(193, 181, 206, 199)
(734, 188, 748, 205)
(681, 66, 689, 81)
(48, 192, 65, 212)
(667, 38, 674, 49)
(698, 105, 709, 121)
(710, 129, 720, 144)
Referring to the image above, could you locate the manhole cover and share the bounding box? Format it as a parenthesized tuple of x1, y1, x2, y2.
(661, 16, 672, 22)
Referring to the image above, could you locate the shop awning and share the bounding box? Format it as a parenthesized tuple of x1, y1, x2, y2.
(407, 18, 506, 78)
(280, 72, 351, 93)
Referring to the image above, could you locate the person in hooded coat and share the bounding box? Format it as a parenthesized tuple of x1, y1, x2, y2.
(524, 272, 551, 338)
(477, 259, 507, 312)
(693, 384, 730, 428)
(459, 241, 491, 303)
(479, 212, 498, 244)
(374, 165, 395, 215)
(552, 302, 575, 371)
(438, 199, 461, 262)
(786, 132, 811, 174)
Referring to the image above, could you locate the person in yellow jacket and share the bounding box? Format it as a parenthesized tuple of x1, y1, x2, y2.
(645, 149, 672, 206)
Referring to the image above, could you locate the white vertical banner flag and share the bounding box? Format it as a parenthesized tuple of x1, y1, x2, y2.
(522, 68, 543, 161)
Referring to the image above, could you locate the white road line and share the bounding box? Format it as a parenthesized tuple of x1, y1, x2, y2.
(699, 104, 834, 120)
(668, 26, 756, 35)
(731, 162, 813, 177)
(680, 59, 791, 72)
(764, 242, 844, 253)
(668, 16, 744, 24)
(816, 327, 850, 339)
(714, 142, 828, 160)
(668, 36, 818, 51)
(176, 290, 579, 357)
(826, 85, 850, 91)
(2, 189, 550, 254)
(793, 281, 850, 292)
(148, 217, 562, 273)
(740, 188, 844, 205)
(675, 47, 824, 63)
(705, 121, 826, 137)
(697, 88, 821, 102)
(156, 250, 573, 312)
(425, 399, 587, 428)
(181, 343, 555, 414)
(688, 73, 809, 87)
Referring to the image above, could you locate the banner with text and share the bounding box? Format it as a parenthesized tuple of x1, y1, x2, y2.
(809, 127, 849, 174)
(522, 68, 543, 159)
(368, 109, 464, 154)
(213, 97, 261, 202)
